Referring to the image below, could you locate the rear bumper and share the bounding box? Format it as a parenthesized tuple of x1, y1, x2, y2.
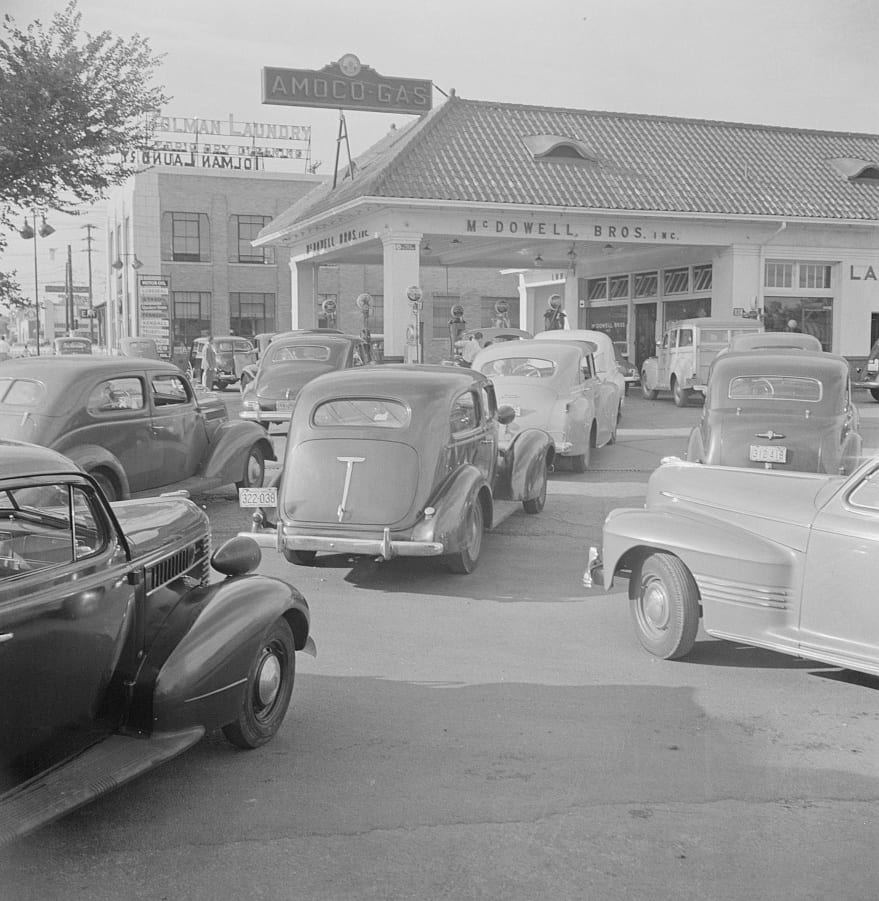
(240, 526, 444, 560)
(581, 546, 604, 588)
(239, 409, 293, 423)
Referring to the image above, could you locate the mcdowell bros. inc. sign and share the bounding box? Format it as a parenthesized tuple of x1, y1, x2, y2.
(263, 54, 432, 116)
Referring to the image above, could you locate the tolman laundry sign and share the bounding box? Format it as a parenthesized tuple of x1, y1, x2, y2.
(263, 54, 432, 116)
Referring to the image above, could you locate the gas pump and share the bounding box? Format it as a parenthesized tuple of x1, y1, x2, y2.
(356, 292, 372, 343)
(543, 294, 566, 331)
(448, 303, 466, 360)
(406, 285, 423, 364)
(493, 300, 510, 329)
(320, 297, 338, 329)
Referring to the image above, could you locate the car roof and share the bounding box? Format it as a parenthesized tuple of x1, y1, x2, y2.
(271, 332, 363, 346)
(728, 331, 823, 351)
(712, 349, 848, 376)
(0, 356, 181, 376)
(476, 339, 594, 361)
(666, 318, 761, 330)
(0, 439, 83, 480)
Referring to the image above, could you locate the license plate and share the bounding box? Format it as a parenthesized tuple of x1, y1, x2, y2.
(275, 400, 296, 412)
(868, 360, 879, 372)
(749, 444, 787, 463)
(238, 486, 278, 508)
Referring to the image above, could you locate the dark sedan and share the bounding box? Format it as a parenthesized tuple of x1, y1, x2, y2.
(0, 357, 274, 499)
(240, 332, 372, 427)
(686, 349, 862, 474)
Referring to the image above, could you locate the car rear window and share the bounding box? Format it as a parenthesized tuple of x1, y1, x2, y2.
(728, 376, 822, 402)
(0, 378, 46, 406)
(478, 357, 557, 378)
(313, 397, 410, 428)
(271, 344, 331, 363)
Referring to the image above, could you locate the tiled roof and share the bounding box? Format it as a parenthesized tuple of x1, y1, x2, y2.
(263, 95, 879, 236)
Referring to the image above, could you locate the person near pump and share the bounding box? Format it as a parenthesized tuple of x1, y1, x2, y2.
(461, 332, 483, 366)
(202, 336, 218, 390)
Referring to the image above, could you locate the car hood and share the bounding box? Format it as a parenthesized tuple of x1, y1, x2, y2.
(280, 437, 420, 528)
(707, 412, 841, 472)
(111, 496, 208, 558)
(492, 381, 561, 432)
(256, 362, 335, 400)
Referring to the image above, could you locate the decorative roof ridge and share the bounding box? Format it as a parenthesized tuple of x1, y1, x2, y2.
(450, 95, 879, 140)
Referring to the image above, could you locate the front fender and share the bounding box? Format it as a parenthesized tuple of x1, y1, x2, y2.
(146, 573, 311, 734)
(601, 507, 795, 596)
(201, 421, 276, 481)
(61, 444, 132, 500)
(412, 464, 492, 546)
(494, 428, 554, 501)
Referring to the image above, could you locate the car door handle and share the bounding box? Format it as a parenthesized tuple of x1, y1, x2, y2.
(151, 425, 169, 435)
(0, 633, 13, 643)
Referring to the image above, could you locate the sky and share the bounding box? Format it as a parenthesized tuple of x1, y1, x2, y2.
(2, 0, 878, 299)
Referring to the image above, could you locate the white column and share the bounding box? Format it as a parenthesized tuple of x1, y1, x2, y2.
(564, 274, 578, 328)
(289, 258, 317, 329)
(381, 231, 422, 362)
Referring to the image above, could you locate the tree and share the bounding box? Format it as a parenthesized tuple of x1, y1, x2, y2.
(0, 0, 169, 240)
(0, 270, 24, 315)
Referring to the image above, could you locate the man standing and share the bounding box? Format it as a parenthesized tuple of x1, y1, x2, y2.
(462, 332, 483, 366)
(202, 336, 217, 390)
(0, 334, 10, 362)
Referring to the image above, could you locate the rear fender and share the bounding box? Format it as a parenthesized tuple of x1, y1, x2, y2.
(494, 428, 554, 501)
(62, 444, 131, 500)
(139, 574, 310, 734)
(200, 421, 275, 480)
(601, 508, 795, 598)
(413, 464, 492, 545)
(641, 357, 659, 390)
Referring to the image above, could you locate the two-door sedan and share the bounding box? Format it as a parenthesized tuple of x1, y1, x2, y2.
(0, 439, 314, 845)
(585, 456, 879, 678)
(686, 349, 861, 474)
(243, 365, 554, 573)
(472, 339, 622, 471)
(0, 356, 273, 500)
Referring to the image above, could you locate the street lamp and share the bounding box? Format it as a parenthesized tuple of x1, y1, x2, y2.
(112, 252, 144, 339)
(18, 211, 55, 355)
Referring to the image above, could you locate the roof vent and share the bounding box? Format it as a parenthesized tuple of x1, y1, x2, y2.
(522, 134, 600, 164)
(828, 157, 879, 182)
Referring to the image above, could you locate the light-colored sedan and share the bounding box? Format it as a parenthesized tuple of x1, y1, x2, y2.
(533, 328, 627, 401)
(473, 338, 622, 471)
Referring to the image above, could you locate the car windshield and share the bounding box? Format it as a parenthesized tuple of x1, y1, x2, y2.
(478, 357, 557, 378)
(214, 339, 251, 353)
(270, 344, 332, 363)
(313, 397, 410, 428)
(728, 375, 822, 402)
(0, 378, 46, 406)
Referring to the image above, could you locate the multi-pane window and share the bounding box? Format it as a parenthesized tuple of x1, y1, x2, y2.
(693, 264, 713, 292)
(230, 292, 275, 338)
(172, 291, 211, 348)
(166, 213, 210, 262)
(764, 262, 793, 288)
(586, 278, 607, 301)
(231, 215, 275, 264)
(633, 271, 658, 298)
(663, 268, 689, 294)
(799, 264, 832, 289)
(609, 275, 629, 299)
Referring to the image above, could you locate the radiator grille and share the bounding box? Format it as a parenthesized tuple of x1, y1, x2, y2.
(146, 536, 210, 592)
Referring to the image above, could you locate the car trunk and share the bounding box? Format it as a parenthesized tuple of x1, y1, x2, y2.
(282, 438, 420, 527)
(492, 382, 558, 433)
(257, 363, 335, 403)
(713, 413, 834, 472)
(0, 410, 56, 443)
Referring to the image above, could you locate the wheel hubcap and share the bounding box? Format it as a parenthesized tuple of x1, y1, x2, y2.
(246, 453, 262, 485)
(255, 649, 282, 709)
(641, 580, 670, 633)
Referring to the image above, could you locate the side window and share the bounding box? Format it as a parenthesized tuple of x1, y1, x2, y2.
(679, 329, 693, 347)
(581, 355, 596, 379)
(481, 383, 498, 419)
(450, 390, 480, 434)
(152, 373, 192, 406)
(87, 377, 146, 413)
(662, 331, 671, 350)
(0, 484, 105, 577)
(848, 469, 879, 511)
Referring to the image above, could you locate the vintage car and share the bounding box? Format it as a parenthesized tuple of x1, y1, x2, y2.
(238, 328, 345, 393)
(0, 439, 314, 845)
(852, 335, 879, 400)
(726, 330, 823, 353)
(54, 336, 93, 355)
(585, 455, 879, 677)
(118, 336, 161, 360)
(686, 350, 861, 474)
(452, 326, 533, 361)
(472, 338, 621, 471)
(242, 365, 554, 573)
(532, 328, 627, 400)
(240, 332, 372, 427)
(189, 336, 257, 390)
(640, 318, 764, 406)
(0, 356, 274, 500)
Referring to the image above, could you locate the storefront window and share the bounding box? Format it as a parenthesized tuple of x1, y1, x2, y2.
(763, 297, 833, 350)
(633, 271, 658, 298)
(172, 291, 211, 350)
(663, 298, 711, 327)
(582, 304, 628, 348)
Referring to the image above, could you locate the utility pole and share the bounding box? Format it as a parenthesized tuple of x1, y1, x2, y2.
(66, 244, 74, 335)
(82, 224, 97, 343)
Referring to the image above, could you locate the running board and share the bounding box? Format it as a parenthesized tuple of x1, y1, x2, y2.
(0, 727, 204, 847)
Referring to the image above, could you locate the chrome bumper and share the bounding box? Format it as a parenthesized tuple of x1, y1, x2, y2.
(239, 409, 293, 423)
(582, 546, 604, 588)
(238, 525, 444, 561)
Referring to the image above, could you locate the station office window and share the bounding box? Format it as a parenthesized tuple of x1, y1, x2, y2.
(763, 260, 833, 350)
(229, 215, 275, 264)
(162, 212, 210, 262)
(172, 291, 211, 348)
(230, 292, 275, 337)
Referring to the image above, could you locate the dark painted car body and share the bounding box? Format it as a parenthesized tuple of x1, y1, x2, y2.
(238, 329, 345, 392)
(190, 336, 256, 390)
(118, 336, 161, 360)
(586, 456, 879, 676)
(0, 439, 313, 845)
(852, 335, 879, 400)
(240, 332, 372, 426)
(54, 336, 93, 355)
(244, 365, 554, 572)
(0, 357, 274, 500)
(686, 350, 861, 474)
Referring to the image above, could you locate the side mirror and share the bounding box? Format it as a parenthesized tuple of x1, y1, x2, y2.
(497, 405, 516, 425)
